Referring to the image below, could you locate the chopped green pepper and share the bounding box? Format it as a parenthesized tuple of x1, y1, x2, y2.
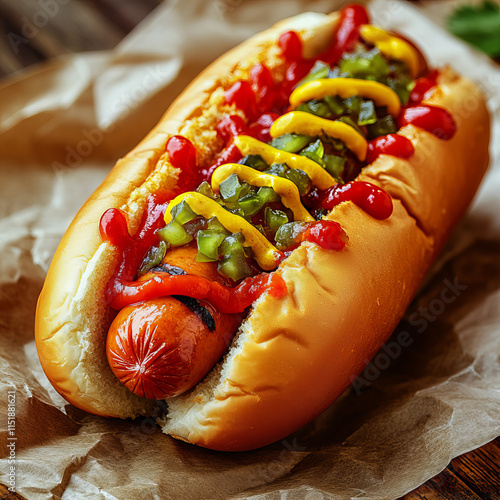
(218, 233, 251, 281)
(239, 154, 268, 171)
(324, 154, 346, 180)
(157, 220, 193, 247)
(357, 100, 377, 126)
(270, 133, 313, 153)
(138, 240, 168, 276)
(264, 207, 289, 233)
(171, 200, 198, 225)
(274, 221, 309, 250)
(197, 181, 217, 200)
(196, 230, 227, 262)
(297, 60, 330, 87)
(366, 115, 397, 139)
(295, 99, 332, 118)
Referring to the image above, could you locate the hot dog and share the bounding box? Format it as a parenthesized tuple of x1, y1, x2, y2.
(106, 246, 243, 399)
(35, 4, 490, 451)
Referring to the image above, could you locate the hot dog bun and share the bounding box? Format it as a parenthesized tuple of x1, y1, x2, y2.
(35, 10, 490, 451)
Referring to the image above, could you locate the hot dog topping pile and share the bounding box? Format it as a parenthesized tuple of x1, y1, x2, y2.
(99, 4, 457, 399)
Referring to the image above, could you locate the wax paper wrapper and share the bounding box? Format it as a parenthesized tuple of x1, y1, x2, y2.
(0, 0, 499, 498)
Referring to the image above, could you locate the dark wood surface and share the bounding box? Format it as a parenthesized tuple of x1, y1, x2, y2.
(0, 0, 161, 77)
(0, 1, 499, 499)
(401, 437, 500, 499)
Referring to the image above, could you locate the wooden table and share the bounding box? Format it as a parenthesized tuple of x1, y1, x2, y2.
(1, 0, 498, 498)
(401, 437, 500, 499)
(0, 0, 161, 77)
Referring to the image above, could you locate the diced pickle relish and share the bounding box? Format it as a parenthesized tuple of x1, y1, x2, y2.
(358, 101, 377, 125)
(156, 102, 397, 279)
(239, 154, 268, 171)
(219, 173, 250, 202)
(171, 199, 198, 225)
(163, 181, 301, 275)
(301, 138, 324, 158)
(137, 240, 168, 276)
(296, 100, 333, 119)
(157, 220, 193, 247)
(240, 158, 313, 196)
(274, 222, 309, 251)
(323, 95, 346, 116)
(294, 94, 395, 139)
(337, 115, 364, 135)
(269, 133, 313, 153)
(218, 233, 252, 281)
(197, 181, 217, 200)
(264, 207, 289, 233)
(339, 47, 390, 80)
(132, 12, 436, 285)
(196, 228, 228, 262)
(299, 139, 326, 167)
(344, 95, 364, 114)
(296, 60, 330, 87)
(324, 154, 347, 180)
(366, 115, 397, 139)
(107, 6, 447, 314)
(300, 45, 415, 106)
(160, 208, 255, 281)
(237, 186, 280, 217)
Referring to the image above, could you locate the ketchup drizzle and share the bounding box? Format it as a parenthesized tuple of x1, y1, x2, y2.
(100, 195, 287, 313)
(166, 135, 200, 192)
(399, 105, 456, 140)
(100, 193, 170, 282)
(401, 70, 456, 140)
(224, 81, 260, 121)
(320, 181, 393, 220)
(303, 220, 348, 251)
(409, 69, 439, 105)
(366, 134, 415, 164)
(223, 5, 371, 134)
(315, 4, 370, 65)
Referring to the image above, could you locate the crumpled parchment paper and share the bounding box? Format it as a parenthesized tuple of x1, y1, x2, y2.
(1, 0, 499, 498)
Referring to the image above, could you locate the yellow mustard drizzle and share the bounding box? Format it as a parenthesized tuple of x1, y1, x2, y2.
(164, 28, 414, 269)
(164, 192, 281, 270)
(211, 164, 314, 222)
(270, 111, 368, 162)
(359, 25, 419, 78)
(233, 135, 337, 190)
(290, 78, 401, 117)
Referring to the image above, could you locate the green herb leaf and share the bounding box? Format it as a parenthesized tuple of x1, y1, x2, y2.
(448, 1, 500, 57)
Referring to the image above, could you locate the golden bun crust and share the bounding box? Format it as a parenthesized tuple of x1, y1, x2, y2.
(35, 9, 490, 450)
(162, 68, 490, 451)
